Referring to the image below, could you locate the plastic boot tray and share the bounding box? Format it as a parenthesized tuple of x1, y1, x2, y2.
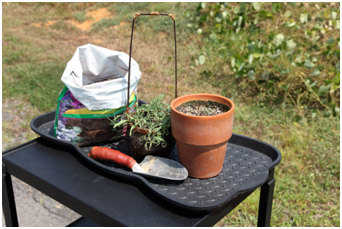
(31, 110, 281, 212)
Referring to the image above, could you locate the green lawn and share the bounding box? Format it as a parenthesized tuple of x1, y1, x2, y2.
(2, 2, 340, 227)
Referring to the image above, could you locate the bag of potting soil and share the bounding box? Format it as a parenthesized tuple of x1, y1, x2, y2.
(54, 44, 141, 146)
(54, 87, 137, 146)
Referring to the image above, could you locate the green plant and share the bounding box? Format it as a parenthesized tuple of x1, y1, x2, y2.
(187, 2, 340, 115)
(111, 95, 171, 150)
(91, 18, 119, 31)
(73, 11, 88, 22)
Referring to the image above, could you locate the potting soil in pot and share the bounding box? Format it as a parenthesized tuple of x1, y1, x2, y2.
(125, 128, 175, 162)
(176, 100, 230, 116)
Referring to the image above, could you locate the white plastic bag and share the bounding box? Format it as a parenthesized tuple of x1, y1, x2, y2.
(61, 44, 141, 110)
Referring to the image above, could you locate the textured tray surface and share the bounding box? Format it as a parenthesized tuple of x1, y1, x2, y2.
(150, 144, 271, 209)
(31, 111, 280, 212)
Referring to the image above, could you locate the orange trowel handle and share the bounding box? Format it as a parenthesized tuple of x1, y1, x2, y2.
(89, 146, 136, 169)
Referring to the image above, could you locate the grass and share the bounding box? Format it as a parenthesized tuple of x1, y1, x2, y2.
(73, 11, 89, 23)
(4, 62, 65, 110)
(2, 2, 340, 227)
(91, 18, 119, 32)
(220, 100, 340, 226)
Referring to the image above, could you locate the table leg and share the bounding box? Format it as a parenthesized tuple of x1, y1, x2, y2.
(257, 169, 275, 227)
(2, 164, 19, 227)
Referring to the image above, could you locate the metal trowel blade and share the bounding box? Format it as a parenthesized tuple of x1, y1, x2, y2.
(132, 155, 188, 181)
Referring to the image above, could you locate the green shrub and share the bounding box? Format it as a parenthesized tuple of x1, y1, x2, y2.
(188, 2, 340, 115)
(111, 95, 171, 150)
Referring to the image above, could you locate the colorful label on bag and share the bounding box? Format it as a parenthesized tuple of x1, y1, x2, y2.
(53, 86, 137, 146)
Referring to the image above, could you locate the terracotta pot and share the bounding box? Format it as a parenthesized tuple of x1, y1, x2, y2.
(170, 93, 235, 178)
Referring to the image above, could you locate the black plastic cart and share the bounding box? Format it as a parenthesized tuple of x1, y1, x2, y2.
(3, 110, 281, 227)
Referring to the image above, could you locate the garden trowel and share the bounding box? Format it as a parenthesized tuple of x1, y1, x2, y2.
(89, 146, 188, 181)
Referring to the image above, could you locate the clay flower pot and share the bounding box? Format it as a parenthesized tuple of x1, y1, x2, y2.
(170, 93, 235, 178)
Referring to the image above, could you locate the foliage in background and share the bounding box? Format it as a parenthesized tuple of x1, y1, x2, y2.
(111, 95, 171, 150)
(187, 2, 340, 117)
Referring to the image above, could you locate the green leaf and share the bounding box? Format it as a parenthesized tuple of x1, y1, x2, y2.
(310, 69, 321, 77)
(271, 50, 282, 59)
(326, 37, 335, 45)
(253, 53, 262, 58)
(113, 119, 128, 128)
(312, 23, 322, 30)
(248, 70, 255, 80)
(304, 59, 315, 69)
(284, 11, 292, 18)
(259, 10, 274, 19)
(248, 54, 254, 65)
(323, 111, 331, 117)
(310, 81, 318, 88)
(271, 3, 282, 13)
(335, 20, 340, 29)
(247, 41, 256, 51)
(199, 55, 205, 65)
(295, 55, 302, 63)
(280, 68, 290, 75)
(285, 20, 296, 27)
(238, 16, 243, 27)
(300, 13, 308, 23)
(334, 106, 340, 114)
(318, 85, 330, 97)
(209, 33, 217, 40)
(281, 84, 290, 91)
(252, 2, 262, 11)
(273, 33, 284, 46)
(305, 79, 310, 87)
(286, 39, 297, 49)
(329, 20, 333, 27)
(331, 81, 340, 92)
(261, 70, 269, 79)
(238, 63, 245, 72)
(233, 5, 240, 14)
(231, 57, 235, 67)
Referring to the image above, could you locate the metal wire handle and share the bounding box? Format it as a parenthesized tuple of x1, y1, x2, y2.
(126, 12, 178, 110)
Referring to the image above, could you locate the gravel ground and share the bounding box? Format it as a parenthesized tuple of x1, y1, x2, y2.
(2, 98, 80, 226)
(2, 177, 80, 227)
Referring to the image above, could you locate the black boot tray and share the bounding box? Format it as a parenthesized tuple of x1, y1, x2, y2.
(31, 110, 281, 212)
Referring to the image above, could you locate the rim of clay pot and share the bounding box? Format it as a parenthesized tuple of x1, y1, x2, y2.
(170, 93, 235, 119)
